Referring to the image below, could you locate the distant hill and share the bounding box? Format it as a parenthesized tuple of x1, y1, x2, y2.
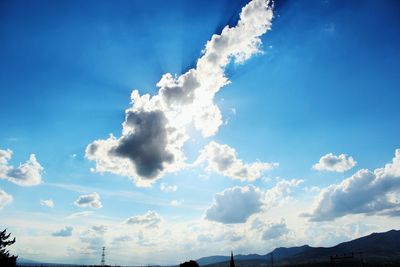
(198, 229, 400, 266)
(17, 257, 81, 267)
(17, 257, 40, 264)
(284, 229, 400, 265)
(197, 245, 312, 265)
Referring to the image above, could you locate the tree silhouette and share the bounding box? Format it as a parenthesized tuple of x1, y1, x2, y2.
(180, 260, 199, 267)
(0, 229, 17, 267)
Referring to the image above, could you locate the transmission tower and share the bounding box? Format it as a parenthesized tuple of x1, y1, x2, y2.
(101, 246, 106, 266)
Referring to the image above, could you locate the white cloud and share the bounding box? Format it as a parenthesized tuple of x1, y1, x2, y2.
(261, 219, 289, 240)
(40, 199, 54, 208)
(0, 149, 44, 186)
(0, 189, 12, 209)
(264, 179, 304, 206)
(85, 0, 274, 187)
(125, 211, 163, 228)
(306, 149, 400, 221)
(206, 185, 263, 223)
(195, 141, 278, 181)
(313, 153, 356, 172)
(206, 179, 303, 224)
(74, 193, 102, 209)
(160, 182, 178, 193)
(52, 226, 73, 237)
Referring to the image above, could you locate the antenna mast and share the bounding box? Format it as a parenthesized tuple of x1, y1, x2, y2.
(101, 246, 106, 266)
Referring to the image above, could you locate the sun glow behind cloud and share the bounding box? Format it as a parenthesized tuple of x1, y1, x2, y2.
(86, 0, 275, 187)
(1, 0, 400, 265)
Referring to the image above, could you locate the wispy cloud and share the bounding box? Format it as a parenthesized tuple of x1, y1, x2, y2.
(66, 211, 95, 219)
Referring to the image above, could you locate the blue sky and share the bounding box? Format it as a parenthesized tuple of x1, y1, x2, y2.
(1, 0, 400, 265)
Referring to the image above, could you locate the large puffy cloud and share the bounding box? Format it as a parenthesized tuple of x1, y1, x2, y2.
(74, 193, 102, 209)
(206, 179, 301, 224)
(306, 149, 400, 221)
(0, 189, 12, 209)
(206, 185, 263, 224)
(0, 149, 44, 186)
(52, 226, 73, 237)
(313, 153, 356, 172)
(195, 141, 278, 181)
(125, 211, 163, 228)
(86, 0, 274, 186)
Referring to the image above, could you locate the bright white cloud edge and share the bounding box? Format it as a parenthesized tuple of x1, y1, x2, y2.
(195, 141, 278, 181)
(85, 0, 274, 187)
(305, 149, 400, 221)
(0, 148, 44, 186)
(313, 153, 356, 172)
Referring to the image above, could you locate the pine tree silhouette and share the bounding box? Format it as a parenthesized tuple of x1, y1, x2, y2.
(0, 229, 17, 267)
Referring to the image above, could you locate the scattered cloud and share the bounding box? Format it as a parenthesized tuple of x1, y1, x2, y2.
(125, 211, 163, 228)
(305, 149, 400, 221)
(85, 0, 274, 187)
(206, 185, 263, 223)
(206, 179, 303, 224)
(195, 141, 278, 181)
(0, 189, 12, 209)
(261, 219, 289, 240)
(74, 193, 102, 209)
(52, 226, 73, 237)
(160, 182, 178, 192)
(0, 149, 44, 186)
(40, 199, 54, 208)
(313, 153, 356, 172)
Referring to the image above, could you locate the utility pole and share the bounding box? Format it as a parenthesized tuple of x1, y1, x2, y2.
(101, 246, 106, 266)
